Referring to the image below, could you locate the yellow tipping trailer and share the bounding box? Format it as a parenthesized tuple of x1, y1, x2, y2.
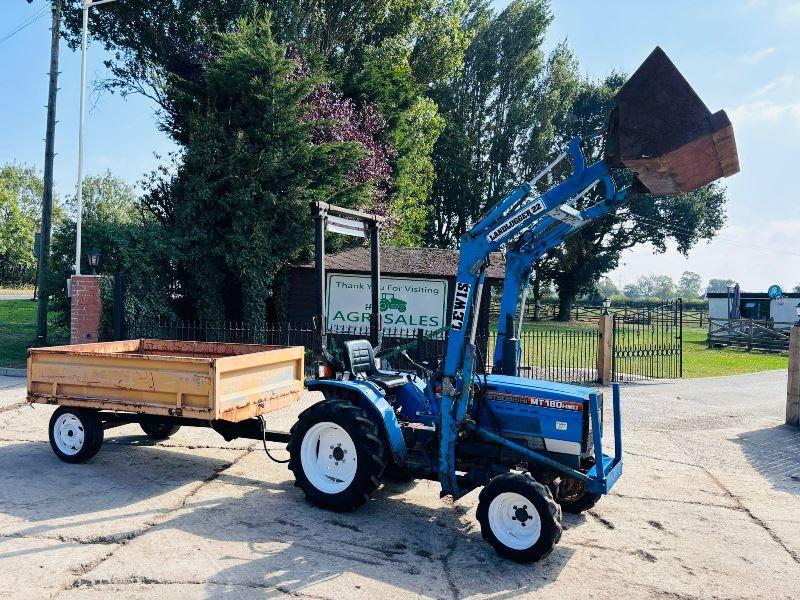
(27, 339, 305, 462)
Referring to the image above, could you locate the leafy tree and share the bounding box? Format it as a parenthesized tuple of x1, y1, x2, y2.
(429, 0, 578, 245)
(677, 270, 703, 299)
(61, 1, 469, 251)
(706, 278, 736, 294)
(0, 163, 44, 284)
(794, 284, 800, 293)
(48, 172, 172, 329)
(623, 275, 676, 301)
(143, 14, 391, 323)
(595, 276, 619, 299)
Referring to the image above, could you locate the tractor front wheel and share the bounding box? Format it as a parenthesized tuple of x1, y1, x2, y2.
(288, 399, 386, 511)
(477, 472, 562, 562)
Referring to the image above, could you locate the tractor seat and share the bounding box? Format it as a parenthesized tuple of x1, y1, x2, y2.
(343, 339, 408, 392)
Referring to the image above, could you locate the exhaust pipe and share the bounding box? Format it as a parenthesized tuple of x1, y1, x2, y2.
(605, 47, 740, 195)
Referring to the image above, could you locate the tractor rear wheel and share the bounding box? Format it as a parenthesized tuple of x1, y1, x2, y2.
(288, 399, 386, 511)
(477, 472, 562, 562)
(554, 476, 601, 513)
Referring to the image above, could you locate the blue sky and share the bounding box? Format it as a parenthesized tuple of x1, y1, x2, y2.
(2, 0, 798, 291)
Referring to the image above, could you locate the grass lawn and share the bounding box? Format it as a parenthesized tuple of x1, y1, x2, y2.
(489, 320, 788, 379)
(0, 300, 67, 368)
(682, 326, 788, 378)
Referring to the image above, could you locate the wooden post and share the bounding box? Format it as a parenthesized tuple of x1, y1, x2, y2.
(597, 313, 613, 385)
(787, 326, 800, 426)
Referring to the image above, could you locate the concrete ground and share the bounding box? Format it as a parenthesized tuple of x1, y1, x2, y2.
(0, 371, 798, 599)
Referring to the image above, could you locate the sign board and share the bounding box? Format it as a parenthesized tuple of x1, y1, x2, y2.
(768, 284, 783, 299)
(326, 274, 448, 333)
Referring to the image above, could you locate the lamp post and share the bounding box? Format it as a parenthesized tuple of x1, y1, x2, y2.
(74, 0, 117, 275)
(88, 248, 100, 275)
(603, 297, 611, 315)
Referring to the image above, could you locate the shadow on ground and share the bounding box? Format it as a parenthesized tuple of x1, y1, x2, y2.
(0, 439, 581, 598)
(734, 425, 800, 494)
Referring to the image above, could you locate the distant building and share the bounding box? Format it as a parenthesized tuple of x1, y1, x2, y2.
(707, 290, 800, 327)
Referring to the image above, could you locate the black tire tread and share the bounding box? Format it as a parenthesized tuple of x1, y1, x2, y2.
(477, 472, 563, 562)
(48, 407, 104, 463)
(140, 422, 181, 440)
(288, 398, 386, 511)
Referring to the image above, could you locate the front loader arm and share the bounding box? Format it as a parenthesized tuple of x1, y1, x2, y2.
(438, 136, 621, 498)
(493, 174, 629, 373)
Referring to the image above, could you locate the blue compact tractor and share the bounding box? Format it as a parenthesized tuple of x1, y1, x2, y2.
(287, 47, 739, 561)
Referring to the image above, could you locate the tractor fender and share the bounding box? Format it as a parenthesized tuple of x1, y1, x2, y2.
(305, 379, 407, 464)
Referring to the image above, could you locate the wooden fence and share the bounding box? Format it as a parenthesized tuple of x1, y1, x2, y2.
(708, 318, 792, 352)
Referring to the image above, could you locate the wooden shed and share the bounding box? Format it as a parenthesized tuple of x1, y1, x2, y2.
(285, 246, 505, 335)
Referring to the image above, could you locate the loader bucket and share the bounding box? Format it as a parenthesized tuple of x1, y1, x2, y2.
(604, 47, 739, 195)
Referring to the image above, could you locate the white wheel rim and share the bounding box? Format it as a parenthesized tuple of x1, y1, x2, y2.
(53, 413, 86, 456)
(300, 421, 358, 494)
(488, 491, 542, 550)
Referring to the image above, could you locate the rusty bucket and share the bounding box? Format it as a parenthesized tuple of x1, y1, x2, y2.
(604, 47, 740, 195)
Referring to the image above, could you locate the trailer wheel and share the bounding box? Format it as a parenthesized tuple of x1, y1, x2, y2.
(554, 476, 601, 513)
(288, 399, 385, 511)
(477, 472, 562, 563)
(48, 407, 104, 463)
(140, 422, 181, 440)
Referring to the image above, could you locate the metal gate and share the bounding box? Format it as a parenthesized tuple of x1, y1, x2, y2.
(612, 299, 683, 381)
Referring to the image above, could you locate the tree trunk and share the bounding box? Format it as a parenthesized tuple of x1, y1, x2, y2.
(557, 290, 575, 322)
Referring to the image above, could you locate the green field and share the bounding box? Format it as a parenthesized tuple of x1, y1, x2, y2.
(491, 320, 788, 379)
(0, 300, 67, 368)
(681, 326, 788, 378)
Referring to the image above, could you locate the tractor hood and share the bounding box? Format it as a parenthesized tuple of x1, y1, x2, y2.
(604, 46, 740, 195)
(482, 374, 592, 402)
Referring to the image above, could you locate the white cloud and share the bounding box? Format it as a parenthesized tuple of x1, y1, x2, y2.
(730, 99, 800, 127)
(740, 46, 778, 64)
(607, 220, 800, 292)
(752, 74, 796, 97)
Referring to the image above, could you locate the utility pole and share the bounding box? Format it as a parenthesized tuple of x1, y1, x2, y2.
(36, 0, 63, 346)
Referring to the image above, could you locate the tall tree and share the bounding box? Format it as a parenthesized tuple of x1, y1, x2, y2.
(60, 1, 469, 249)
(428, 0, 579, 246)
(0, 164, 48, 284)
(142, 14, 392, 322)
(677, 271, 703, 299)
(595, 276, 619, 299)
(706, 278, 736, 294)
(623, 275, 676, 301)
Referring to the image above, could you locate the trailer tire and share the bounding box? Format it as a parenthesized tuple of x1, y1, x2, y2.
(49, 407, 104, 463)
(288, 399, 385, 511)
(477, 472, 562, 563)
(140, 422, 181, 440)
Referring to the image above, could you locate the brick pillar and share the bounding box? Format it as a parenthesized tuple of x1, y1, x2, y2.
(787, 326, 800, 427)
(70, 275, 101, 344)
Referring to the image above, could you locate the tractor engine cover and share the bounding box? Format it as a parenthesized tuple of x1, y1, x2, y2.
(604, 46, 740, 195)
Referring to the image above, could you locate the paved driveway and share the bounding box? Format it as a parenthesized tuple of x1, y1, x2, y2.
(0, 371, 798, 599)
